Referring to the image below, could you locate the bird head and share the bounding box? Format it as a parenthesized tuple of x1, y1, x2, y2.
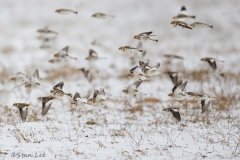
(200, 58, 206, 62)
(168, 93, 174, 97)
(122, 89, 128, 94)
(133, 35, 140, 40)
(127, 73, 134, 78)
(118, 46, 124, 51)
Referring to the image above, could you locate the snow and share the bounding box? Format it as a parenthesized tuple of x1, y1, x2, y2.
(0, 0, 240, 159)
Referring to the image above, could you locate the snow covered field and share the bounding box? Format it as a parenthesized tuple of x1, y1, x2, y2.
(0, 0, 240, 159)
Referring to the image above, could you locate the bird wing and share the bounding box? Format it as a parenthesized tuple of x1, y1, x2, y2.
(139, 31, 153, 36)
(201, 99, 211, 113)
(100, 88, 105, 96)
(19, 107, 28, 122)
(172, 79, 183, 93)
(207, 59, 217, 71)
(42, 102, 52, 117)
(130, 66, 139, 74)
(128, 80, 142, 90)
(53, 81, 64, 90)
(169, 108, 181, 122)
(169, 72, 178, 85)
(89, 49, 98, 57)
(32, 69, 40, 83)
(61, 46, 69, 54)
(93, 89, 99, 103)
(73, 92, 81, 101)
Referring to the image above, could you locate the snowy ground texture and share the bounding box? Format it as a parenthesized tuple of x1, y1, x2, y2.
(1, 0, 240, 159)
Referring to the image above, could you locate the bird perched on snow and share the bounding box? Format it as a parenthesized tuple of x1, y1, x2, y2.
(168, 79, 188, 100)
(163, 107, 181, 122)
(122, 80, 144, 96)
(12, 103, 30, 122)
(54, 46, 77, 60)
(186, 92, 218, 113)
(133, 31, 158, 42)
(50, 81, 72, 97)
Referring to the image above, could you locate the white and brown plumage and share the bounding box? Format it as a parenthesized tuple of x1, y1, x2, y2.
(118, 46, 144, 54)
(50, 81, 72, 97)
(37, 27, 58, 36)
(54, 46, 77, 60)
(170, 20, 192, 30)
(190, 22, 213, 29)
(25, 69, 41, 89)
(168, 79, 188, 100)
(85, 49, 105, 61)
(92, 13, 114, 19)
(173, 6, 195, 20)
(122, 80, 143, 96)
(88, 88, 106, 106)
(127, 64, 149, 81)
(163, 54, 184, 60)
(55, 9, 78, 15)
(80, 68, 93, 82)
(200, 57, 224, 72)
(38, 96, 57, 116)
(10, 72, 29, 85)
(139, 61, 161, 77)
(12, 103, 30, 122)
(133, 31, 158, 42)
(163, 107, 181, 122)
(72, 92, 91, 107)
(165, 71, 178, 85)
(186, 92, 217, 113)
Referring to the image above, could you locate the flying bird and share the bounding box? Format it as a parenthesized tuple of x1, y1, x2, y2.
(168, 79, 188, 100)
(12, 103, 30, 122)
(133, 31, 158, 42)
(50, 81, 72, 97)
(163, 107, 181, 122)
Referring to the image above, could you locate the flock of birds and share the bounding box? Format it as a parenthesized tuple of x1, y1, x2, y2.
(9, 5, 225, 123)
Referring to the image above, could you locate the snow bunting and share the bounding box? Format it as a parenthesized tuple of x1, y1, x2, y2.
(25, 69, 41, 89)
(10, 72, 29, 85)
(12, 103, 30, 122)
(186, 92, 217, 113)
(200, 57, 224, 72)
(54, 46, 77, 60)
(170, 20, 192, 30)
(38, 96, 57, 116)
(118, 46, 144, 54)
(139, 61, 161, 77)
(133, 31, 158, 42)
(50, 81, 72, 97)
(85, 49, 106, 61)
(127, 65, 149, 81)
(122, 80, 143, 96)
(190, 22, 213, 29)
(55, 9, 78, 15)
(92, 13, 114, 19)
(173, 6, 195, 20)
(37, 27, 58, 36)
(163, 107, 181, 122)
(88, 89, 106, 106)
(168, 79, 188, 100)
(165, 71, 178, 85)
(72, 92, 91, 107)
(163, 54, 184, 60)
(80, 68, 93, 82)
